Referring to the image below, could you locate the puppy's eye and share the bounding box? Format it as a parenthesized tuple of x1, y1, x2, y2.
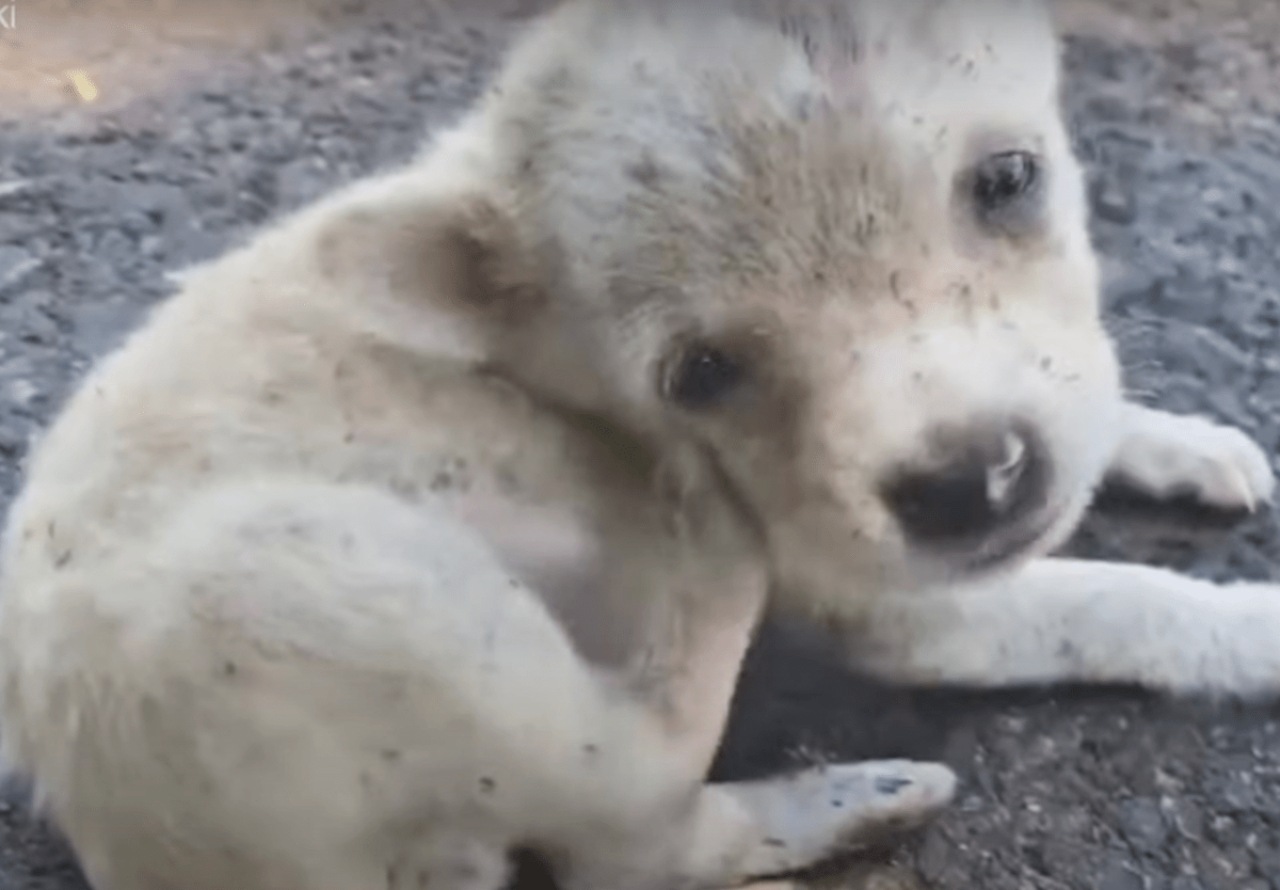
(972, 150, 1040, 213)
(665, 344, 746, 410)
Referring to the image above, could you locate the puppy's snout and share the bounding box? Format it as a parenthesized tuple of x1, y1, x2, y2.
(882, 420, 1049, 547)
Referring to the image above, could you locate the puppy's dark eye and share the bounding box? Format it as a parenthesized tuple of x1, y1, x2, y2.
(665, 344, 745, 410)
(972, 150, 1040, 213)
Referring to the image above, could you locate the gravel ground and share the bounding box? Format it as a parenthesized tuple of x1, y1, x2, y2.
(2, 1, 1280, 888)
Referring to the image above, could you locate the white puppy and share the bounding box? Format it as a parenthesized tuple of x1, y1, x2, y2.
(0, 2, 1275, 890)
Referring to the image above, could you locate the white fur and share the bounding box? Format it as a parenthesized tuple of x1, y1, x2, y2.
(0, 2, 1275, 889)
(855, 556, 1280, 694)
(1108, 402, 1275, 511)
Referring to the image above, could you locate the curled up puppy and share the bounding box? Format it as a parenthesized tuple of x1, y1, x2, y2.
(1, 2, 1277, 889)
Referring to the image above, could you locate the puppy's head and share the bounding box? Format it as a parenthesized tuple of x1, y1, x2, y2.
(452, 0, 1124, 602)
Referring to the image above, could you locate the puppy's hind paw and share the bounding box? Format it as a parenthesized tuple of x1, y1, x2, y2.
(819, 760, 957, 847)
(1108, 409, 1276, 513)
(735, 760, 956, 878)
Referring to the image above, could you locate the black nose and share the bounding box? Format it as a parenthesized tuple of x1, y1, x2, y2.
(882, 420, 1050, 546)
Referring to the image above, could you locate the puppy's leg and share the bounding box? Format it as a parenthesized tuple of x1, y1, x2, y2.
(677, 761, 955, 884)
(848, 558, 1280, 696)
(568, 760, 955, 890)
(1105, 402, 1275, 511)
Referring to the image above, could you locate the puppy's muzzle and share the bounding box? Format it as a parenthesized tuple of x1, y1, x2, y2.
(881, 417, 1054, 563)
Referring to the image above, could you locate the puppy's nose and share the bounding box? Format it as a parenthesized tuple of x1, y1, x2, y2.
(882, 421, 1049, 546)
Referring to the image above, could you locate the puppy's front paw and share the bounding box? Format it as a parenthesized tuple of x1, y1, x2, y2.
(1107, 409, 1276, 513)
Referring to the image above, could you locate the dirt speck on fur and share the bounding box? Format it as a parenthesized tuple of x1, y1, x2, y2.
(3, 1, 1280, 888)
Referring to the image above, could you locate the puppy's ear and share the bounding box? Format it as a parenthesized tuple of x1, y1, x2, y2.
(444, 193, 547, 320)
(314, 181, 544, 322)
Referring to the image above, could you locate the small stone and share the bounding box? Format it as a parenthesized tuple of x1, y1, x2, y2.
(0, 179, 33, 199)
(1209, 769, 1260, 814)
(1118, 797, 1170, 849)
(1092, 175, 1139, 224)
(0, 246, 39, 293)
(1099, 859, 1145, 890)
(5, 378, 38, 409)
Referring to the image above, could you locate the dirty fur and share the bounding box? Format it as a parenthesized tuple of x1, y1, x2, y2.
(0, 2, 1276, 889)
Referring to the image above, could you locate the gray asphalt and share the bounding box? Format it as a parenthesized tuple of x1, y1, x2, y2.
(1, 2, 1279, 888)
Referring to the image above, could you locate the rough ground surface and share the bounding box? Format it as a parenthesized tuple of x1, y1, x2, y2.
(1, 1, 1280, 888)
